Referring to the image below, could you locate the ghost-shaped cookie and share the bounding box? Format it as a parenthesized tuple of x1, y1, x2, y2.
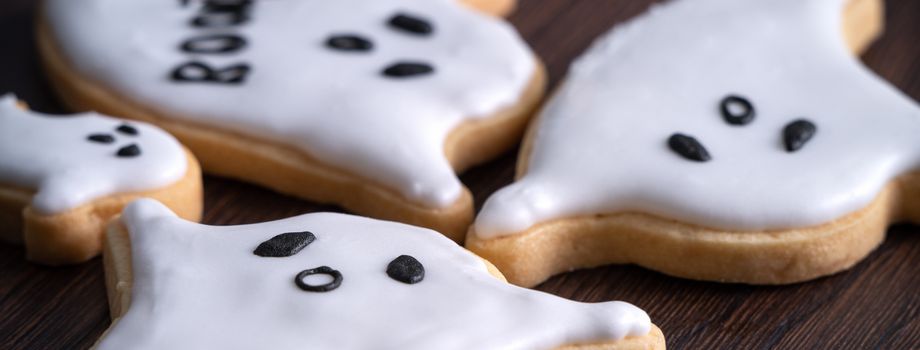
(0, 94, 201, 265)
(39, 0, 544, 240)
(469, 0, 920, 287)
(96, 199, 663, 350)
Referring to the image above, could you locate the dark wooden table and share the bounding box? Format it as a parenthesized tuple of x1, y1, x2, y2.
(2, 1, 919, 349)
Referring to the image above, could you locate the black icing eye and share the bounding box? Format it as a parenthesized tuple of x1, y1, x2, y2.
(116, 124, 139, 136)
(116, 144, 141, 158)
(388, 13, 434, 36)
(386, 255, 425, 284)
(782, 119, 817, 152)
(325, 34, 374, 52)
(253, 231, 316, 257)
(382, 62, 434, 78)
(720, 95, 755, 126)
(87, 134, 115, 144)
(668, 133, 711, 162)
(295, 266, 343, 292)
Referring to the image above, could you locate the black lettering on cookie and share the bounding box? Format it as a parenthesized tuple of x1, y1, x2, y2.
(171, 61, 251, 84)
(181, 34, 248, 54)
(191, 0, 253, 27)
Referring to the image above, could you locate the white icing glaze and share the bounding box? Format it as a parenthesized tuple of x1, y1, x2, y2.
(44, 0, 535, 208)
(475, 0, 920, 238)
(96, 199, 651, 349)
(0, 95, 187, 215)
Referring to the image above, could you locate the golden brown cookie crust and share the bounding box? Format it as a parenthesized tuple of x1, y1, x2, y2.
(468, 0, 896, 288)
(0, 148, 202, 265)
(36, 3, 546, 242)
(460, 0, 517, 17)
(101, 220, 665, 349)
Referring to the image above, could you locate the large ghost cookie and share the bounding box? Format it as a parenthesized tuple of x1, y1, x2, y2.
(0, 95, 201, 265)
(469, 0, 920, 287)
(39, 0, 545, 240)
(96, 199, 664, 349)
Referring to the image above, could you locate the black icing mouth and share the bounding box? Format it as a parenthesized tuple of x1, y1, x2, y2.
(295, 266, 343, 293)
(667, 94, 818, 162)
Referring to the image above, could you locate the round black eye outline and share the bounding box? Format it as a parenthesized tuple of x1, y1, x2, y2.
(720, 95, 755, 126)
(295, 266, 342, 292)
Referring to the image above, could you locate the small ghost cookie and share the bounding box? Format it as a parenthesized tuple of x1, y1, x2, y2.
(38, 0, 545, 240)
(96, 199, 664, 349)
(0, 95, 202, 265)
(469, 0, 920, 287)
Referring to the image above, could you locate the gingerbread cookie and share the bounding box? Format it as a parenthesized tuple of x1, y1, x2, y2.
(0, 95, 201, 265)
(39, 0, 545, 241)
(97, 199, 663, 349)
(468, 0, 920, 287)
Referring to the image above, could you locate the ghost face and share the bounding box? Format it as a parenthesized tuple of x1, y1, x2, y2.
(475, 0, 920, 237)
(45, 0, 536, 208)
(0, 97, 187, 214)
(97, 200, 651, 350)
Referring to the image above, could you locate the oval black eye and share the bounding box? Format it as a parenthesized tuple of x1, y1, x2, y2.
(667, 133, 711, 162)
(720, 95, 755, 126)
(116, 124, 139, 136)
(386, 255, 425, 284)
(295, 266, 343, 292)
(116, 144, 142, 158)
(253, 231, 315, 257)
(782, 119, 817, 152)
(87, 134, 115, 144)
(326, 34, 374, 52)
(388, 13, 434, 36)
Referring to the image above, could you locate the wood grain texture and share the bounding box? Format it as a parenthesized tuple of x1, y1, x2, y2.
(1, 1, 918, 349)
